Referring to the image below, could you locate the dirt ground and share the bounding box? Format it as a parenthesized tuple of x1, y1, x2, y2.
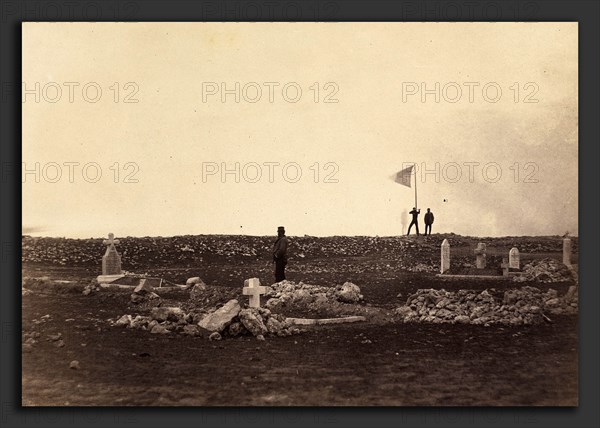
(21, 251, 578, 406)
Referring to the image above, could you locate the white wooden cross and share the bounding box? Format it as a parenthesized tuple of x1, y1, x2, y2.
(243, 278, 266, 308)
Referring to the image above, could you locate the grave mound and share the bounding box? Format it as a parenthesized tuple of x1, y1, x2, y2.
(264, 280, 367, 318)
(513, 258, 573, 283)
(394, 285, 578, 326)
(111, 301, 302, 339)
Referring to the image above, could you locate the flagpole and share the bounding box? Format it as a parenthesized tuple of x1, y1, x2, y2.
(414, 162, 418, 209)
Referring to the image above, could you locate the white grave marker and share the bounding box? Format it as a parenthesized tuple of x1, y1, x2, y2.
(243, 278, 266, 308)
(509, 247, 520, 269)
(440, 239, 450, 273)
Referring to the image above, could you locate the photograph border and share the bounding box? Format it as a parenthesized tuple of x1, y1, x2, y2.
(2, 0, 598, 426)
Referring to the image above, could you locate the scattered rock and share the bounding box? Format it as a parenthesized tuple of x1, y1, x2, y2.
(69, 360, 80, 370)
(395, 286, 577, 326)
(238, 308, 268, 337)
(186, 277, 205, 287)
(130, 279, 161, 305)
(208, 332, 222, 341)
(335, 282, 363, 303)
(150, 307, 184, 322)
(82, 281, 100, 296)
(150, 324, 170, 335)
(514, 258, 573, 283)
(182, 324, 200, 336)
(265, 317, 284, 335)
(189, 283, 207, 299)
(256, 334, 265, 341)
(227, 321, 246, 337)
(130, 290, 161, 305)
(130, 315, 151, 329)
(134, 279, 154, 294)
(197, 299, 241, 332)
(115, 315, 132, 327)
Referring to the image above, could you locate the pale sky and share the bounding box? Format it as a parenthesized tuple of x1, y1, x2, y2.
(23, 22, 578, 238)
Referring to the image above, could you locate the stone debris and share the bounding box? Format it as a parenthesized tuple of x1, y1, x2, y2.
(513, 258, 574, 283)
(208, 332, 222, 341)
(130, 281, 161, 306)
(411, 263, 437, 273)
(115, 315, 133, 327)
(150, 324, 170, 335)
(150, 307, 184, 323)
(129, 315, 150, 329)
(133, 279, 154, 294)
(82, 281, 101, 296)
(47, 333, 62, 341)
(197, 299, 241, 332)
(182, 325, 200, 336)
(189, 283, 208, 300)
(395, 286, 578, 326)
(335, 282, 364, 303)
(238, 308, 268, 336)
(110, 297, 301, 339)
(264, 280, 364, 312)
(185, 277, 206, 289)
(69, 360, 80, 370)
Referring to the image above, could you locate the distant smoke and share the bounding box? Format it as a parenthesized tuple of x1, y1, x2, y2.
(22, 226, 46, 235)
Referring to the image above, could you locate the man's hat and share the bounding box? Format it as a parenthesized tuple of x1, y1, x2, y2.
(277, 226, 285, 232)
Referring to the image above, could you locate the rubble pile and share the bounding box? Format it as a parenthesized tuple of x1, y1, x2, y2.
(514, 258, 574, 283)
(395, 285, 578, 326)
(263, 280, 364, 314)
(111, 299, 302, 339)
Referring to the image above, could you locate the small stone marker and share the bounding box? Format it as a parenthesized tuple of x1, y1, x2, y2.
(563, 238, 572, 266)
(102, 233, 122, 275)
(474, 243, 487, 269)
(501, 258, 510, 276)
(243, 278, 266, 308)
(509, 247, 520, 269)
(97, 233, 125, 284)
(440, 239, 450, 273)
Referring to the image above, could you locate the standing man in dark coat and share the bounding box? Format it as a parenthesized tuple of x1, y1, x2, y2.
(406, 207, 420, 236)
(424, 208, 434, 235)
(273, 226, 288, 282)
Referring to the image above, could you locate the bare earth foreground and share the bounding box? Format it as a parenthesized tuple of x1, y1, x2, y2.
(22, 235, 578, 406)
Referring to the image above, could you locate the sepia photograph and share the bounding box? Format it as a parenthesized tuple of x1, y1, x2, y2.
(21, 22, 578, 406)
